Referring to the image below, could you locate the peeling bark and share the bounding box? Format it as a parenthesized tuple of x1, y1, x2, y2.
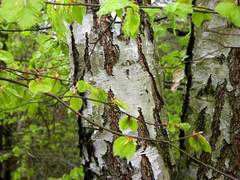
(99, 16, 119, 76)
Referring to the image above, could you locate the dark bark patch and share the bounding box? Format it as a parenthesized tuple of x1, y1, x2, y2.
(99, 16, 119, 76)
(137, 107, 150, 149)
(197, 81, 227, 179)
(196, 75, 215, 98)
(69, 24, 81, 83)
(141, 154, 155, 180)
(195, 106, 207, 132)
(106, 89, 121, 135)
(210, 80, 227, 149)
(84, 32, 91, 73)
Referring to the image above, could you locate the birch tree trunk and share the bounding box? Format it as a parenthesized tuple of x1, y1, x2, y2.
(176, 0, 240, 179)
(67, 5, 171, 180)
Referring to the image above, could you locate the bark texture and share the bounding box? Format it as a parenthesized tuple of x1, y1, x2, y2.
(67, 10, 170, 180)
(176, 1, 240, 179)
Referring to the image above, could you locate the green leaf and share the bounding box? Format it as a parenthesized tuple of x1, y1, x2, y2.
(122, 8, 140, 38)
(70, 97, 83, 112)
(0, 0, 43, 28)
(69, 167, 84, 180)
(143, 8, 160, 22)
(112, 99, 128, 110)
(70, 6, 86, 24)
(198, 134, 211, 153)
(0, 50, 14, 64)
(98, 0, 133, 15)
(167, 122, 177, 134)
(89, 88, 108, 106)
(188, 134, 211, 153)
(192, 12, 212, 27)
(64, 91, 74, 101)
(47, 6, 68, 39)
(50, 80, 62, 94)
(62, 174, 71, 180)
(119, 116, 138, 132)
(188, 136, 202, 152)
(178, 123, 191, 132)
(77, 80, 91, 93)
(29, 78, 54, 94)
(164, 2, 193, 19)
(12, 146, 22, 157)
(216, 2, 240, 27)
(230, 7, 240, 27)
(215, 2, 236, 18)
(113, 136, 136, 160)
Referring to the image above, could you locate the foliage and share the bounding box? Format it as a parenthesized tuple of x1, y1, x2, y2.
(215, 1, 240, 27)
(113, 136, 137, 160)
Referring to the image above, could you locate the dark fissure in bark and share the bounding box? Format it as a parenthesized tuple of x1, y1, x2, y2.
(69, 25, 97, 179)
(141, 154, 155, 180)
(99, 16, 119, 76)
(225, 48, 240, 178)
(136, 35, 173, 175)
(180, 22, 195, 150)
(101, 90, 133, 179)
(137, 107, 151, 149)
(197, 80, 227, 179)
(197, 75, 215, 97)
(203, 48, 240, 180)
(139, 10, 154, 42)
(137, 108, 155, 180)
(84, 33, 91, 73)
(69, 24, 82, 82)
(195, 106, 207, 132)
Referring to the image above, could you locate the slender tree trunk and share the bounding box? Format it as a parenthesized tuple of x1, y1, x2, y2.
(176, 0, 240, 179)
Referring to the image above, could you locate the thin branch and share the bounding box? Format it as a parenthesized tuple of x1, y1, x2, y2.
(4, 67, 71, 82)
(0, 26, 52, 33)
(45, 1, 217, 14)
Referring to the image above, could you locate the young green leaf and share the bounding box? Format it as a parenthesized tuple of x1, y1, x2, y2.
(230, 7, 240, 27)
(188, 136, 202, 152)
(29, 78, 54, 94)
(77, 80, 91, 93)
(119, 116, 138, 132)
(178, 123, 191, 132)
(192, 12, 212, 27)
(164, 2, 193, 19)
(70, 6, 86, 24)
(198, 134, 211, 153)
(70, 97, 83, 112)
(113, 136, 136, 160)
(167, 122, 177, 134)
(69, 167, 84, 180)
(122, 8, 140, 38)
(64, 91, 74, 101)
(98, 0, 133, 16)
(47, 5, 68, 38)
(0, 0, 43, 28)
(0, 50, 14, 64)
(89, 88, 108, 106)
(215, 2, 236, 18)
(112, 99, 128, 110)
